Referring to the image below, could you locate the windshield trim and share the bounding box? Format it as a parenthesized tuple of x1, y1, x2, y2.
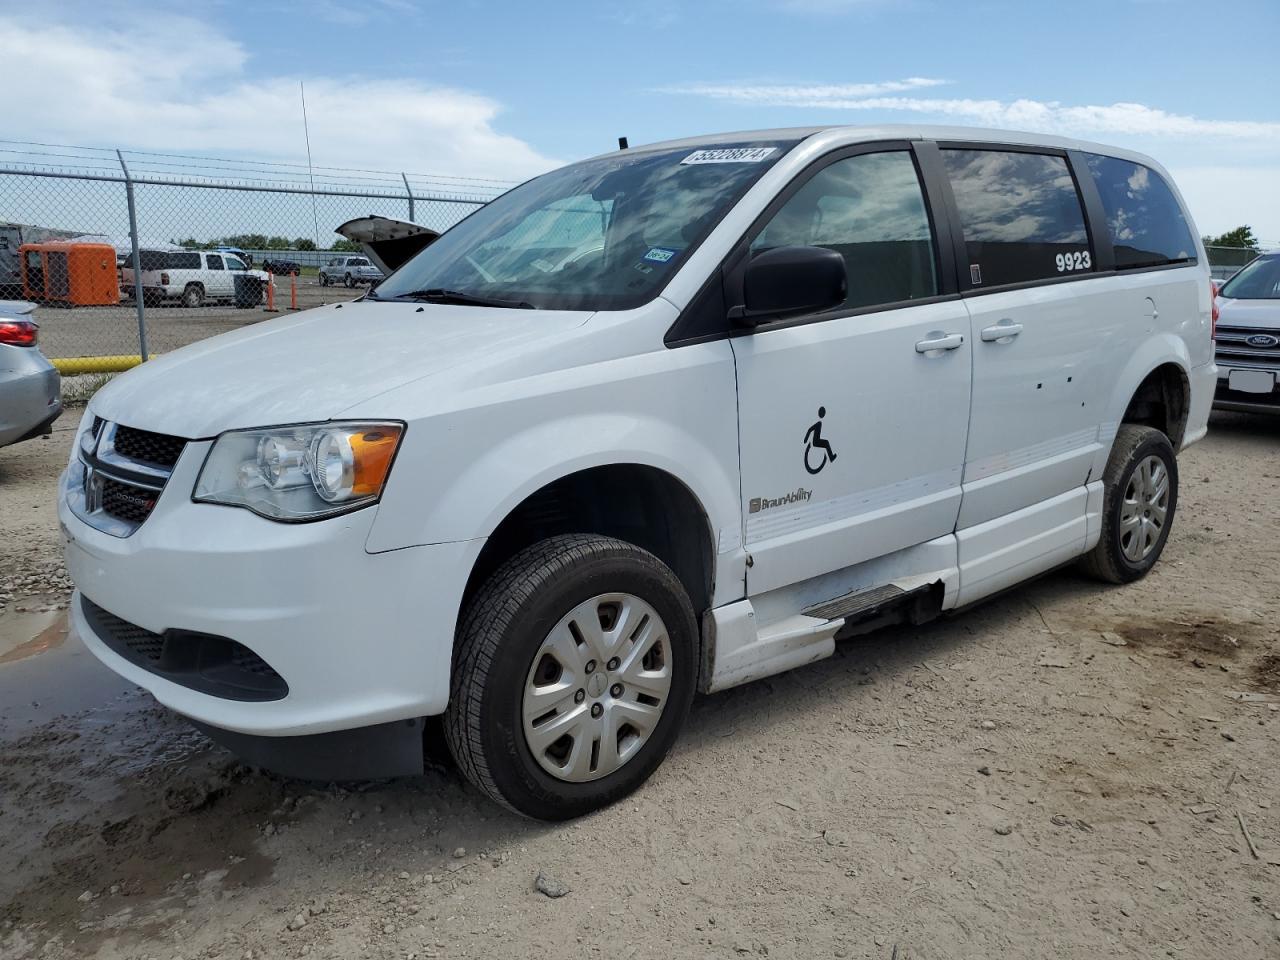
(372, 137, 805, 313)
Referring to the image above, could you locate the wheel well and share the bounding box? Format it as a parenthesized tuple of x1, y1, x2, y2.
(185, 281, 203, 290)
(1121, 363, 1190, 447)
(462, 465, 716, 622)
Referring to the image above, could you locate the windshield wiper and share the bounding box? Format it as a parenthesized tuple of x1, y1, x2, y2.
(391, 288, 536, 309)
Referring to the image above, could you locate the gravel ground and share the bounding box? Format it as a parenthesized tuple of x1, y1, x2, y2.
(0, 412, 1278, 960)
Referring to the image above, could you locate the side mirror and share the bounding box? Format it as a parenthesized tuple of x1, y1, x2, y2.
(736, 245, 847, 326)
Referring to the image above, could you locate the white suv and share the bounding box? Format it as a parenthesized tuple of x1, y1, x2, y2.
(318, 256, 382, 287)
(60, 126, 1216, 819)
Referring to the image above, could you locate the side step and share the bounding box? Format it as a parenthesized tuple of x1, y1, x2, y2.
(803, 580, 941, 633)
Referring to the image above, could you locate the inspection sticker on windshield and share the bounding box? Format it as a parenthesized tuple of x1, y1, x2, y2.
(644, 247, 677, 263)
(681, 147, 777, 165)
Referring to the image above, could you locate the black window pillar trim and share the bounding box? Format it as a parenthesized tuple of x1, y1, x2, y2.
(1066, 149, 1117, 272)
(910, 141, 963, 297)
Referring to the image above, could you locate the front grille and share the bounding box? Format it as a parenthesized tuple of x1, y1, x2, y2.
(70, 420, 188, 537)
(1215, 325, 1280, 372)
(81, 596, 288, 702)
(112, 425, 186, 469)
(101, 476, 159, 525)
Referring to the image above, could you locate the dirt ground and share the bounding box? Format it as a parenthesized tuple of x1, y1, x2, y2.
(29, 278, 363, 360)
(1, 412, 1278, 960)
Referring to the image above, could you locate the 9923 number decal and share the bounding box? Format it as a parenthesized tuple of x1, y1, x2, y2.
(1055, 250, 1092, 273)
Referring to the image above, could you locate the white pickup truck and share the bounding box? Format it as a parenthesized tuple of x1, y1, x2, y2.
(122, 250, 272, 307)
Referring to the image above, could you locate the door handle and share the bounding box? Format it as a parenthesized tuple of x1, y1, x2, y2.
(980, 320, 1024, 342)
(915, 332, 965, 354)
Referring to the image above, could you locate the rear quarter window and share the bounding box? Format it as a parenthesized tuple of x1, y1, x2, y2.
(165, 252, 201, 270)
(942, 149, 1093, 287)
(1084, 154, 1196, 269)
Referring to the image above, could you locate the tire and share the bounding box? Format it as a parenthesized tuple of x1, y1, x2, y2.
(343, 273, 354, 288)
(319, 273, 329, 287)
(1079, 424, 1179, 584)
(445, 534, 698, 821)
(181, 283, 204, 308)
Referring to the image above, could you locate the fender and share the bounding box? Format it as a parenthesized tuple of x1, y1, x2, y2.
(1089, 331, 1191, 481)
(362, 342, 746, 607)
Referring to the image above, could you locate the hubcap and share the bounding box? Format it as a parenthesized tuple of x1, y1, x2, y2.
(1119, 454, 1169, 563)
(522, 593, 673, 783)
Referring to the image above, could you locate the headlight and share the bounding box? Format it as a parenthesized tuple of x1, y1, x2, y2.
(193, 422, 404, 521)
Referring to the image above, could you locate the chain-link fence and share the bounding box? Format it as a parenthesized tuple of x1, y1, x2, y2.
(1205, 245, 1266, 283)
(0, 142, 510, 369)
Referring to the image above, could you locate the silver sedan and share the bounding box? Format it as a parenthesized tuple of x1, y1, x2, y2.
(0, 301, 62, 448)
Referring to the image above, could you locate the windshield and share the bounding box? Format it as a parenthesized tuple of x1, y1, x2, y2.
(375, 140, 798, 311)
(1220, 255, 1280, 299)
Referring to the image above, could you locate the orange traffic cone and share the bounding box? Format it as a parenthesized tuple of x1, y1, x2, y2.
(290, 272, 299, 310)
(264, 270, 278, 313)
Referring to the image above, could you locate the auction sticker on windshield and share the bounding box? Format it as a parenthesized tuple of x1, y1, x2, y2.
(681, 147, 777, 165)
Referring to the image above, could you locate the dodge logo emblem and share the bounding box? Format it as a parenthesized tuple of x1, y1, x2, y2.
(1246, 334, 1279, 348)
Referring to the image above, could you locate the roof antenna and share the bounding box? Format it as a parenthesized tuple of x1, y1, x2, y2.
(618, 136, 629, 150)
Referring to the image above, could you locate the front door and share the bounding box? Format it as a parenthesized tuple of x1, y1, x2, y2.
(731, 146, 972, 595)
(204, 253, 230, 298)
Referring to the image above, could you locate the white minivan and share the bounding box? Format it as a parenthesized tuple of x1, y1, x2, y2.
(60, 126, 1216, 819)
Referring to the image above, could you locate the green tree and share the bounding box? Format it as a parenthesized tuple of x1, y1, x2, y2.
(266, 235, 292, 250)
(294, 237, 317, 251)
(331, 238, 363, 252)
(1202, 225, 1258, 249)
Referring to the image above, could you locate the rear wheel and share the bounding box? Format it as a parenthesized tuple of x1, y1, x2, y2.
(343, 273, 354, 288)
(1079, 424, 1178, 584)
(181, 283, 204, 308)
(319, 273, 329, 286)
(445, 534, 698, 820)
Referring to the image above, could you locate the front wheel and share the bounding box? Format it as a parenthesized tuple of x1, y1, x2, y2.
(445, 534, 698, 820)
(1079, 424, 1179, 584)
(343, 273, 354, 288)
(319, 273, 329, 286)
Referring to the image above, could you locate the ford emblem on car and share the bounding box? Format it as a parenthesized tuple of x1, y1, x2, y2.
(1246, 334, 1279, 347)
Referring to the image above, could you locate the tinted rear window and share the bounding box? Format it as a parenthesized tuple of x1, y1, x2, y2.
(166, 251, 201, 269)
(1084, 154, 1196, 269)
(942, 149, 1092, 287)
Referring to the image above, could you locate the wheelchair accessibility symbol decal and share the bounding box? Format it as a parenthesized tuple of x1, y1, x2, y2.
(803, 407, 838, 475)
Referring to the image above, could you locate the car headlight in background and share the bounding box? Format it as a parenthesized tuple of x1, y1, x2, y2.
(194, 422, 404, 521)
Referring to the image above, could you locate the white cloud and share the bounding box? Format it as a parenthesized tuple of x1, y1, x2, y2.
(2, 14, 557, 182)
(665, 81, 1280, 142)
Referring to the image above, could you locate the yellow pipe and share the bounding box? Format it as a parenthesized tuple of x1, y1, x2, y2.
(50, 355, 147, 375)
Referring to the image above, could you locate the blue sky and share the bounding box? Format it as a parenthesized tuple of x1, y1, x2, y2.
(8, 0, 1280, 239)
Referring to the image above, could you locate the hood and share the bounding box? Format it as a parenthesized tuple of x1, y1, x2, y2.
(335, 215, 441, 275)
(1218, 297, 1280, 330)
(90, 300, 591, 437)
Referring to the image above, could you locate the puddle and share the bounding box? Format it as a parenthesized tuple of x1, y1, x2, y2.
(0, 607, 67, 664)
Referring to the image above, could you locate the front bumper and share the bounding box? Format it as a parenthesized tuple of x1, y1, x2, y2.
(60, 441, 482, 738)
(1213, 367, 1280, 415)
